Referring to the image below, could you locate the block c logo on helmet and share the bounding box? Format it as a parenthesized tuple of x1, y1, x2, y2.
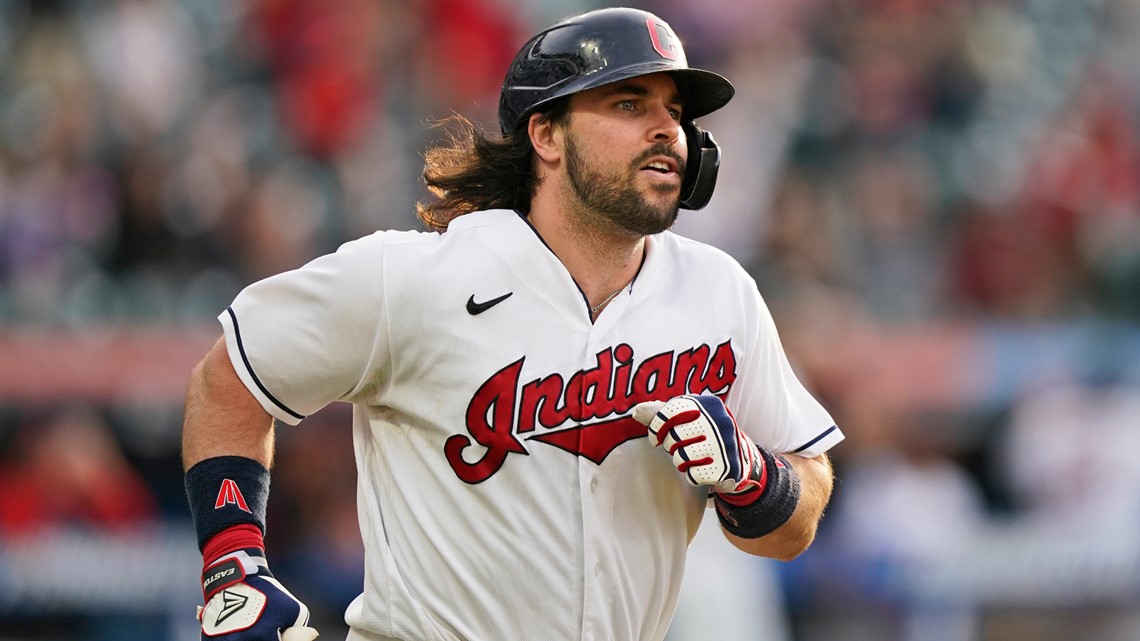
(646, 17, 680, 61)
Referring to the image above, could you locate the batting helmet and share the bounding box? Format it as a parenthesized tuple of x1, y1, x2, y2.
(498, 7, 735, 209)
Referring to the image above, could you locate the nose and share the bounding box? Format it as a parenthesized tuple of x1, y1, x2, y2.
(647, 102, 681, 144)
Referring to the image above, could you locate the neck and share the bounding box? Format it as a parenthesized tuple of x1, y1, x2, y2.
(527, 195, 645, 308)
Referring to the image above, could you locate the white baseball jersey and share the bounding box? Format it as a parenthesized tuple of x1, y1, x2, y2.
(219, 208, 843, 641)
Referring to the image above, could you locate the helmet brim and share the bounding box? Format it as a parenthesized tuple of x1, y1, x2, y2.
(668, 68, 736, 121)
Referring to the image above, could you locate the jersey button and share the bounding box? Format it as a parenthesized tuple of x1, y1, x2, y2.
(589, 478, 599, 493)
(594, 563, 602, 577)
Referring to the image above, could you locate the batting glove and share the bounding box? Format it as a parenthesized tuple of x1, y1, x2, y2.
(198, 547, 319, 641)
(633, 394, 765, 495)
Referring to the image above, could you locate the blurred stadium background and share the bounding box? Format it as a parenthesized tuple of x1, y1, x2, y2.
(1, 0, 1139, 640)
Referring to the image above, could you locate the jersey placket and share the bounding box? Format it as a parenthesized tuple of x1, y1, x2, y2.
(576, 314, 628, 640)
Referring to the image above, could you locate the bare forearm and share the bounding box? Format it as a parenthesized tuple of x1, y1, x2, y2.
(724, 452, 834, 560)
(182, 337, 276, 470)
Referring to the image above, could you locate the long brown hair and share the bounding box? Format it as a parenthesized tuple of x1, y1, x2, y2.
(416, 103, 569, 232)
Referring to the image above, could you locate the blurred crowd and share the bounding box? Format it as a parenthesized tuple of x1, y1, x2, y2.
(2, 0, 1140, 640)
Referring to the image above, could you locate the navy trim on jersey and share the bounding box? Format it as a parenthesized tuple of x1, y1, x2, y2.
(792, 425, 838, 454)
(225, 307, 306, 421)
(518, 211, 594, 313)
(628, 247, 647, 293)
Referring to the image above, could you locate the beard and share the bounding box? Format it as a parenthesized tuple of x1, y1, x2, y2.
(564, 134, 684, 236)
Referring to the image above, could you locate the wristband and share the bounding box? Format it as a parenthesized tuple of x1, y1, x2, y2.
(185, 455, 270, 551)
(713, 450, 800, 539)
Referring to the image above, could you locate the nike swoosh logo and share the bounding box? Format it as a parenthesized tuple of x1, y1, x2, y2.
(466, 292, 513, 315)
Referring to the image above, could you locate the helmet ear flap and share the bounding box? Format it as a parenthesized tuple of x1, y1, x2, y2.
(679, 122, 721, 210)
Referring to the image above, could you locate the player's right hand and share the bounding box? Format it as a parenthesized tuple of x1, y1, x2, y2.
(197, 548, 319, 640)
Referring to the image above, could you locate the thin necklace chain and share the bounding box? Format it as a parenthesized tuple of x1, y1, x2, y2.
(590, 281, 631, 315)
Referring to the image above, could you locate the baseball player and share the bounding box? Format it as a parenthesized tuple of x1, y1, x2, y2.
(181, 7, 843, 641)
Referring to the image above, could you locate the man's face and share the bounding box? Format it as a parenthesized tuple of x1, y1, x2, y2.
(561, 74, 688, 236)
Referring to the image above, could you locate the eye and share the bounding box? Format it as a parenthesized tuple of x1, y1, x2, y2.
(667, 107, 682, 121)
(617, 100, 636, 112)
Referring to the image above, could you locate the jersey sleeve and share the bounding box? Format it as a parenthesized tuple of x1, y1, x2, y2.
(728, 284, 843, 458)
(218, 233, 392, 425)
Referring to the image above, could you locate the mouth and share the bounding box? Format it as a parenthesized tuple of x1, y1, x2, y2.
(639, 156, 681, 181)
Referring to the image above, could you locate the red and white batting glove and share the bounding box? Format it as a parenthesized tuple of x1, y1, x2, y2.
(633, 394, 767, 495)
(634, 394, 802, 539)
(197, 525, 319, 641)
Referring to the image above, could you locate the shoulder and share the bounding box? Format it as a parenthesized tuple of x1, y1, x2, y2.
(334, 209, 514, 260)
(366, 209, 517, 251)
(442, 208, 521, 233)
(652, 230, 755, 284)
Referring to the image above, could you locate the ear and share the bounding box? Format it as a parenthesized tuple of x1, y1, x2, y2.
(528, 112, 562, 163)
